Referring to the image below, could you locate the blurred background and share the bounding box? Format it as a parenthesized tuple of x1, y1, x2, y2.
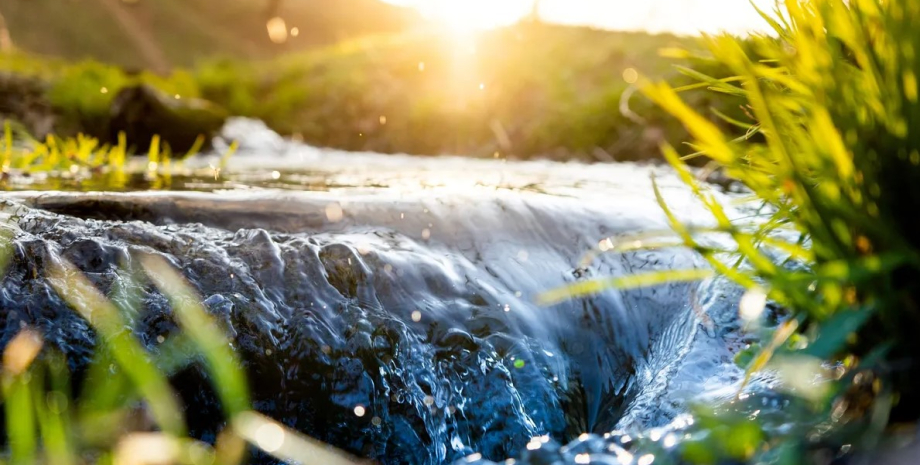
(0, 0, 763, 161)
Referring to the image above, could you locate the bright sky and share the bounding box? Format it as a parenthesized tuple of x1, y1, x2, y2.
(385, 0, 776, 36)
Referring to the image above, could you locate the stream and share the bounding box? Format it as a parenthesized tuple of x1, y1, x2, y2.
(0, 119, 785, 464)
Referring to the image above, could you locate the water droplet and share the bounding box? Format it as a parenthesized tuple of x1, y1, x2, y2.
(353, 405, 366, 417)
(739, 287, 767, 322)
(290, 27, 300, 37)
(254, 422, 285, 452)
(623, 67, 639, 84)
(371, 416, 382, 426)
(411, 311, 422, 322)
(156, 335, 165, 344)
(423, 395, 434, 407)
(325, 203, 344, 222)
(663, 434, 677, 448)
(266, 16, 288, 44)
(637, 454, 655, 465)
(271, 171, 281, 180)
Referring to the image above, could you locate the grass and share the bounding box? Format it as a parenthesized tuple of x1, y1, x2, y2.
(0, 121, 235, 193)
(1, 238, 355, 464)
(1, 23, 747, 162)
(545, 0, 920, 462)
(0, 0, 417, 69)
(9, 0, 920, 462)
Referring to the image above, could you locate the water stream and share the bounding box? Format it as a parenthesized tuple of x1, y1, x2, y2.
(0, 119, 782, 464)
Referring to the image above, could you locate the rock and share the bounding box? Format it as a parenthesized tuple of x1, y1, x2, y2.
(109, 84, 228, 156)
(0, 73, 57, 138)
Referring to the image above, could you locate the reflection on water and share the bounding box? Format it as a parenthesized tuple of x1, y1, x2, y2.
(0, 119, 784, 464)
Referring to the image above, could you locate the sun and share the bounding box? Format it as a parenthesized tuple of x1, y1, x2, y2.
(414, 0, 535, 33)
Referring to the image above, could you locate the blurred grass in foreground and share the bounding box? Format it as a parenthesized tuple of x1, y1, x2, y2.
(548, 0, 920, 462)
(1, 245, 357, 464)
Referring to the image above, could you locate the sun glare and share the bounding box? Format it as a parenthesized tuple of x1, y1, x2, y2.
(414, 0, 533, 33)
(387, 0, 776, 36)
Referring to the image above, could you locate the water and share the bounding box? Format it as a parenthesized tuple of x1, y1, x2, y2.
(0, 119, 782, 464)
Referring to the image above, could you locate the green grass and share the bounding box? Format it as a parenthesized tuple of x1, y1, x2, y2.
(2, 23, 747, 162)
(0, 121, 235, 192)
(546, 0, 920, 461)
(1, 0, 417, 69)
(194, 24, 745, 161)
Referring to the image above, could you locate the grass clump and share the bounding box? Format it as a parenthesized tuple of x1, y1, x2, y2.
(545, 0, 920, 461)
(645, 0, 920, 421)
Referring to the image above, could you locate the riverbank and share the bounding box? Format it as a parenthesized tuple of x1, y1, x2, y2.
(0, 23, 744, 162)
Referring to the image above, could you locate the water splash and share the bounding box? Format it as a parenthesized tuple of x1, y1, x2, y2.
(0, 133, 773, 464)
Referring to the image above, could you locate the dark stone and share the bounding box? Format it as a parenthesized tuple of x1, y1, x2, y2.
(0, 72, 56, 138)
(109, 84, 228, 155)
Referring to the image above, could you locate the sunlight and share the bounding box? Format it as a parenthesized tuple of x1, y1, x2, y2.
(405, 0, 534, 32)
(387, 0, 776, 35)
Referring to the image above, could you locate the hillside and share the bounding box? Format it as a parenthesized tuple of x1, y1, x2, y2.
(0, 0, 419, 70)
(193, 23, 741, 160)
(0, 22, 744, 161)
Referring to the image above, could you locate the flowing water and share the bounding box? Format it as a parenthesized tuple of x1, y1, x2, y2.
(0, 119, 787, 464)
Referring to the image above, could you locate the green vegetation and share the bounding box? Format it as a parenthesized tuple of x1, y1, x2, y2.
(1, 23, 746, 162)
(1, 0, 417, 70)
(548, 0, 920, 461)
(10, 0, 920, 461)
